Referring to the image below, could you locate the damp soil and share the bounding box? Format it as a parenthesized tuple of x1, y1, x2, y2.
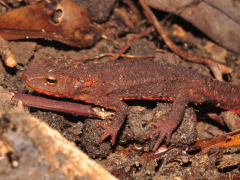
(0, 1, 240, 179)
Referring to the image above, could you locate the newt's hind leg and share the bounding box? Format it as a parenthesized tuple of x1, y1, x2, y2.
(146, 93, 189, 151)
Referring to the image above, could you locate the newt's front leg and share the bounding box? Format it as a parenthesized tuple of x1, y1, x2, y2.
(86, 96, 128, 144)
(146, 93, 189, 151)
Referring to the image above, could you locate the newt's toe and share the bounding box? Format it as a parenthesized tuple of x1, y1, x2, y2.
(146, 120, 174, 151)
(99, 130, 117, 144)
(146, 120, 164, 127)
(165, 133, 172, 144)
(146, 128, 161, 140)
(96, 121, 119, 145)
(153, 134, 165, 151)
(146, 119, 165, 139)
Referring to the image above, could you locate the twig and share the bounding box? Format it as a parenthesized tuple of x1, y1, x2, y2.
(0, 1, 11, 9)
(139, 0, 231, 81)
(101, 35, 120, 46)
(0, 36, 17, 67)
(82, 53, 155, 62)
(13, 93, 100, 118)
(122, 0, 142, 23)
(109, 26, 155, 61)
(156, 48, 168, 53)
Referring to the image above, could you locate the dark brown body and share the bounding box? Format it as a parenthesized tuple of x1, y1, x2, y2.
(23, 58, 240, 150)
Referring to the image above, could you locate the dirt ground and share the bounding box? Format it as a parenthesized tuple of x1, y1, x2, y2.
(0, 0, 240, 179)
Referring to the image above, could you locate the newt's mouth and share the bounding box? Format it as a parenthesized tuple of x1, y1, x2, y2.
(22, 71, 29, 85)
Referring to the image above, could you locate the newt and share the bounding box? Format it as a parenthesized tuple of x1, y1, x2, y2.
(22, 58, 240, 151)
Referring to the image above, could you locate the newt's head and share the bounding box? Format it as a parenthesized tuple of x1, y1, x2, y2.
(23, 58, 81, 99)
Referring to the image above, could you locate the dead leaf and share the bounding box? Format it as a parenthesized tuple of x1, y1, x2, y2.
(146, 0, 240, 54)
(0, 112, 117, 180)
(204, 42, 227, 64)
(188, 129, 240, 152)
(172, 24, 186, 37)
(0, 0, 101, 48)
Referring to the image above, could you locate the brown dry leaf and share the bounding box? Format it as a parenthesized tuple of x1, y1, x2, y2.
(188, 130, 240, 151)
(204, 42, 227, 64)
(146, 0, 240, 54)
(0, 0, 101, 48)
(172, 24, 187, 37)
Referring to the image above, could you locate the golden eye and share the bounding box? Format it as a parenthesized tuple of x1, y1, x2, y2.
(46, 77, 58, 86)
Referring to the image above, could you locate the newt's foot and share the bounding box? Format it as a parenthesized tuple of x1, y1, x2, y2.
(96, 121, 120, 145)
(146, 120, 173, 151)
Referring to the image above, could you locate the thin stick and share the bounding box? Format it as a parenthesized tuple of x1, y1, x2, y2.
(82, 53, 155, 62)
(13, 93, 100, 118)
(0, 36, 17, 67)
(139, 0, 232, 81)
(122, 0, 142, 23)
(109, 26, 155, 61)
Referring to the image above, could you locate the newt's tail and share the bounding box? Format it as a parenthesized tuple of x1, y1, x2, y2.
(204, 77, 240, 114)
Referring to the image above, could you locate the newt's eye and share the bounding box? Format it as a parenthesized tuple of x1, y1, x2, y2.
(46, 77, 58, 86)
